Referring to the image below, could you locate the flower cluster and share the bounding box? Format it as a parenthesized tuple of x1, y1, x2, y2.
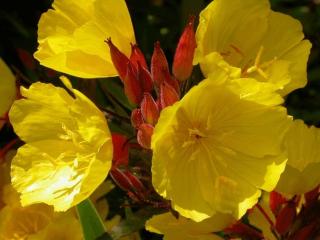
(0, 0, 319, 239)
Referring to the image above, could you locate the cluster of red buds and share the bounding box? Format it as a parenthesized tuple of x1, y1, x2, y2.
(225, 187, 320, 240)
(106, 16, 196, 150)
(105, 16, 196, 207)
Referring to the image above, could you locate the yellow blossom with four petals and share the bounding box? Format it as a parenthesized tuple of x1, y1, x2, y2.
(9, 78, 113, 211)
(195, 0, 312, 96)
(34, 0, 135, 78)
(151, 73, 291, 222)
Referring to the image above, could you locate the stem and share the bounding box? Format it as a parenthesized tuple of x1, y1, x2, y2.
(256, 204, 274, 227)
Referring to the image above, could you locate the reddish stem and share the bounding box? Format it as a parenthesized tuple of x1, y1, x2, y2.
(257, 203, 275, 227)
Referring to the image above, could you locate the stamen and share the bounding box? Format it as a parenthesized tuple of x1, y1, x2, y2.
(245, 46, 277, 79)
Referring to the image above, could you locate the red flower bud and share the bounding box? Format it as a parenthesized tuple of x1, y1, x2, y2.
(112, 134, 129, 168)
(130, 44, 148, 70)
(131, 108, 144, 129)
(291, 223, 316, 240)
(173, 16, 196, 81)
(275, 202, 296, 235)
(138, 63, 153, 93)
(159, 81, 179, 109)
(124, 62, 143, 105)
(304, 185, 319, 207)
(110, 168, 133, 192)
(151, 41, 170, 87)
(270, 191, 287, 216)
(141, 93, 159, 125)
(106, 38, 130, 82)
(224, 221, 263, 239)
(137, 123, 154, 149)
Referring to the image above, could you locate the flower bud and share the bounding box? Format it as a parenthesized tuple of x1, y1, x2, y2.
(131, 108, 144, 129)
(173, 16, 196, 81)
(275, 202, 296, 235)
(137, 123, 154, 149)
(151, 41, 170, 87)
(269, 191, 287, 216)
(138, 63, 153, 93)
(124, 62, 143, 105)
(112, 134, 129, 168)
(130, 44, 148, 70)
(141, 93, 159, 125)
(159, 81, 179, 109)
(106, 38, 130, 82)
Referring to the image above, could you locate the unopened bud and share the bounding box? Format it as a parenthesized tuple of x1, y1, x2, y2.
(141, 93, 159, 125)
(138, 63, 153, 93)
(269, 191, 287, 216)
(275, 202, 296, 235)
(112, 134, 129, 168)
(131, 109, 144, 129)
(17, 48, 36, 70)
(159, 81, 179, 109)
(151, 42, 170, 87)
(124, 62, 143, 105)
(137, 123, 154, 149)
(130, 44, 148, 69)
(173, 16, 196, 81)
(106, 38, 130, 82)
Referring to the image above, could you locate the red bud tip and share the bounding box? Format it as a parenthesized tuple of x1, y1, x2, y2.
(159, 81, 179, 109)
(130, 43, 148, 70)
(141, 93, 160, 125)
(124, 62, 143, 105)
(106, 38, 130, 82)
(137, 123, 154, 149)
(112, 134, 129, 168)
(269, 191, 287, 216)
(173, 16, 196, 81)
(275, 202, 296, 235)
(151, 41, 170, 87)
(131, 108, 144, 129)
(138, 63, 153, 93)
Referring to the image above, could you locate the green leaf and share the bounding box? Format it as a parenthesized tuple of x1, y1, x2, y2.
(76, 199, 112, 240)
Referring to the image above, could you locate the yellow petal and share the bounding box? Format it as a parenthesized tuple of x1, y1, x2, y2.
(195, 0, 270, 67)
(146, 212, 232, 240)
(9, 81, 113, 211)
(34, 0, 135, 78)
(276, 120, 320, 195)
(0, 58, 16, 129)
(152, 75, 290, 221)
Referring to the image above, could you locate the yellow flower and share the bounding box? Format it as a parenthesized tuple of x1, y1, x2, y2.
(276, 120, 320, 195)
(0, 58, 16, 129)
(195, 0, 312, 96)
(151, 74, 290, 222)
(29, 211, 83, 240)
(0, 203, 54, 240)
(34, 0, 135, 78)
(9, 78, 113, 211)
(146, 212, 234, 240)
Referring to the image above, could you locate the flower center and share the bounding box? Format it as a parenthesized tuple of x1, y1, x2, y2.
(188, 128, 206, 140)
(244, 46, 277, 79)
